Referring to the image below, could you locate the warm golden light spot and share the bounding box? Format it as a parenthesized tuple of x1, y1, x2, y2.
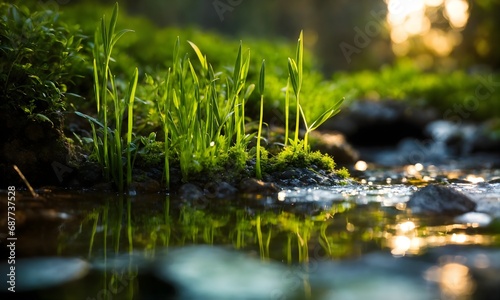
(444, 0, 469, 29)
(451, 233, 467, 243)
(277, 191, 286, 201)
(391, 27, 409, 44)
(391, 236, 411, 256)
(397, 221, 416, 232)
(465, 175, 484, 183)
(386, 0, 470, 58)
(425, 0, 444, 7)
(414, 163, 424, 171)
(440, 263, 475, 297)
(424, 29, 454, 56)
(354, 160, 368, 171)
(392, 41, 410, 56)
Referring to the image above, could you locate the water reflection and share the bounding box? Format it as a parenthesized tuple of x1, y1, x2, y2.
(425, 259, 475, 299)
(0, 174, 498, 299)
(386, 219, 495, 257)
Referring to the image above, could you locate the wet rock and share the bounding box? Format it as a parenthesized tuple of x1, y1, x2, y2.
(407, 184, 476, 215)
(129, 178, 161, 193)
(309, 130, 359, 165)
(238, 178, 280, 194)
(178, 183, 204, 201)
(324, 100, 437, 146)
(204, 181, 237, 198)
(266, 167, 349, 188)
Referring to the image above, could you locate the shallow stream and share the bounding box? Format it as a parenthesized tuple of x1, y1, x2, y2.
(1, 164, 500, 299)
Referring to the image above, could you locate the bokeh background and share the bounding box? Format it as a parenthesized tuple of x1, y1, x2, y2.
(72, 0, 500, 74)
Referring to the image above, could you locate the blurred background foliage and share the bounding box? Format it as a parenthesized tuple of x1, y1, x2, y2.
(7, 0, 500, 123)
(67, 0, 500, 73)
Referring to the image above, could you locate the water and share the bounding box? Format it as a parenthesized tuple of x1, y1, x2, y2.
(1, 165, 500, 299)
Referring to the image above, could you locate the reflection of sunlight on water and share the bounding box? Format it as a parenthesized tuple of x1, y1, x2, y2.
(387, 221, 493, 256)
(424, 259, 475, 298)
(465, 175, 485, 184)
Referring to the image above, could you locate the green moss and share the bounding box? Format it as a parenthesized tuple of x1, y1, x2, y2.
(267, 141, 336, 173)
(336, 167, 350, 179)
(136, 141, 164, 168)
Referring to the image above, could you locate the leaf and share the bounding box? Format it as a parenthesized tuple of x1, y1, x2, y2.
(296, 30, 304, 86)
(308, 98, 344, 131)
(75, 111, 104, 128)
(110, 29, 134, 48)
(34, 113, 54, 127)
(188, 59, 199, 86)
(287, 58, 299, 95)
(108, 3, 119, 48)
(244, 84, 255, 100)
(232, 41, 242, 87)
(258, 59, 265, 96)
(187, 41, 207, 71)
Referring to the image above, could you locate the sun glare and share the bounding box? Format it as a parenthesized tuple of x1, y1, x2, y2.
(385, 0, 470, 57)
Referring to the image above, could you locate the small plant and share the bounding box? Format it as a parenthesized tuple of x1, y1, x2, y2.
(77, 3, 138, 192)
(287, 31, 344, 152)
(152, 36, 256, 186)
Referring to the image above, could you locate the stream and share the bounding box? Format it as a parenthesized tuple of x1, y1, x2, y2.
(1, 163, 500, 299)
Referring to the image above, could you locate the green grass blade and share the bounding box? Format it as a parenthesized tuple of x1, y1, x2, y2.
(287, 58, 299, 95)
(296, 30, 303, 87)
(187, 40, 207, 71)
(258, 59, 265, 96)
(126, 67, 139, 187)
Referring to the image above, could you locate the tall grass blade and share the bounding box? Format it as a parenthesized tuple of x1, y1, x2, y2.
(126, 67, 139, 187)
(256, 59, 265, 179)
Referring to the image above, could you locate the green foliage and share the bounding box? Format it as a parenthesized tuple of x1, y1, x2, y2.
(151, 37, 255, 184)
(331, 60, 500, 121)
(0, 2, 85, 123)
(76, 3, 139, 192)
(10, 2, 349, 190)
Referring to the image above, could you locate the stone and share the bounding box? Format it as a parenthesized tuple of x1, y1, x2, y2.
(238, 178, 280, 194)
(407, 184, 476, 215)
(178, 183, 204, 201)
(204, 181, 237, 199)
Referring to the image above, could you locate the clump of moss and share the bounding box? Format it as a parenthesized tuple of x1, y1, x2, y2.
(136, 141, 164, 168)
(336, 166, 350, 179)
(267, 141, 336, 173)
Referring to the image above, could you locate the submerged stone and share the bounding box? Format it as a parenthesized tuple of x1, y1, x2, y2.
(407, 184, 476, 215)
(154, 245, 298, 299)
(0, 257, 89, 292)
